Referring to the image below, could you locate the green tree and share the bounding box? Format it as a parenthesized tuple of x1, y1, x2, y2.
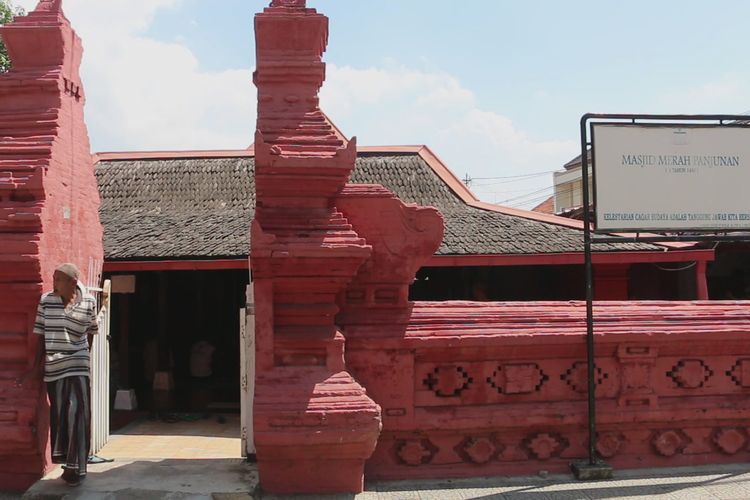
(1, 0, 25, 73)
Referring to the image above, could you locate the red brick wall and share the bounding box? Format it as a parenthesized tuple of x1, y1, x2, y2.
(0, 4, 102, 491)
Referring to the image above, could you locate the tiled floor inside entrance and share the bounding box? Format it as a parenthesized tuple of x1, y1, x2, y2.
(99, 413, 242, 459)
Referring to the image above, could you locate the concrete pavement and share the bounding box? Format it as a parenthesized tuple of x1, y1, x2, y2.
(12, 461, 750, 499)
(10, 417, 750, 499)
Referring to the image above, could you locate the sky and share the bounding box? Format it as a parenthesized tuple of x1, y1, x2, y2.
(9, 0, 750, 209)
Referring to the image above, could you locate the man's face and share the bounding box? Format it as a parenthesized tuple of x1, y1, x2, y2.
(53, 270, 77, 297)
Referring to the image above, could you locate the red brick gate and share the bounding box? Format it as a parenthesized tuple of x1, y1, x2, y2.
(249, 1, 750, 495)
(0, 1, 103, 490)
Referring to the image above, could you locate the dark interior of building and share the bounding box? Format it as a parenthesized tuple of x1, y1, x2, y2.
(106, 269, 249, 415)
(707, 244, 750, 299)
(103, 257, 729, 417)
(410, 263, 698, 302)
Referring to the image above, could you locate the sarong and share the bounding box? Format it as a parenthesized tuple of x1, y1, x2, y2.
(47, 375, 91, 477)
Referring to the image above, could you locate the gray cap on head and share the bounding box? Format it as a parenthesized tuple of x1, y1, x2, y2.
(55, 263, 80, 280)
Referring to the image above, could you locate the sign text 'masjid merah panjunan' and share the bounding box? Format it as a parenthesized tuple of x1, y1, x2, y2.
(593, 124, 750, 232)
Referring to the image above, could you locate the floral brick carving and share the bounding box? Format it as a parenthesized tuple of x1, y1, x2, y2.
(713, 428, 747, 455)
(652, 430, 686, 457)
(596, 432, 624, 459)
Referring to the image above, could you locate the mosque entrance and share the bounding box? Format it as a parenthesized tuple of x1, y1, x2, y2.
(102, 269, 249, 459)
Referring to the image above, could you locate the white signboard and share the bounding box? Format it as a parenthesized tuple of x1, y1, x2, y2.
(593, 124, 750, 232)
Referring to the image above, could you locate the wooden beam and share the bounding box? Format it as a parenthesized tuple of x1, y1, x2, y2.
(104, 259, 248, 272)
(426, 250, 715, 268)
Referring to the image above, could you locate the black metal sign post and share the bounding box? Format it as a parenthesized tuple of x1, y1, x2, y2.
(571, 114, 612, 480)
(571, 113, 750, 481)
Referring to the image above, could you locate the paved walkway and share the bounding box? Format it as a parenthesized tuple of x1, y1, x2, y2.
(14, 462, 750, 499)
(9, 417, 750, 498)
(349, 464, 750, 500)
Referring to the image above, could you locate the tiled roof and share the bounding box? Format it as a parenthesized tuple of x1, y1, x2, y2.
(532, 196, 555, 214)
(95, 151, 658, 261)
(563, 150, 590, 170)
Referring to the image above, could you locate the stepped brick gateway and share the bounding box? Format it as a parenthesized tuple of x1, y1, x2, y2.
(0, 0, 103, 491)
(248, 0, 750, 494)
(1, 0, 749, 496)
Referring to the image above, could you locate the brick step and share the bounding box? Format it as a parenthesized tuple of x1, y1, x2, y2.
(264, 136, 342, 147)
(0, 145, 52, 155)
(261, 128, 333, 137)
(0, 111, 59, 120)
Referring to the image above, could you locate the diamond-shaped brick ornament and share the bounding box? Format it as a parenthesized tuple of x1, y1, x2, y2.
(667, 359, 713, 389)
(561, 362, 608, 393)
(727, 359, 750, 388)
(396, 439, 437, 466)
(462, 437, 497, 464)
(487, 363, 548, 394)
(524, 433, 566, 460)
(424, 365, 473, 397)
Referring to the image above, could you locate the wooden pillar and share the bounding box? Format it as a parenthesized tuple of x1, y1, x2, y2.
(157, 271, 169, 370)
(695, 260, 709, 300)
(118, 294, 130, 387)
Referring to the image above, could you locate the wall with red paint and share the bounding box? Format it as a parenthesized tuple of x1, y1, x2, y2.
(0, 1, 103, 491)
(247, 1, 750, 495)
(340, 301, 750, 479)
(250, 1, 383, 494)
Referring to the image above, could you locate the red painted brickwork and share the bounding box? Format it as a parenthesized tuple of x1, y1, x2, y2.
(339, 301, 750, 479)
(251, 0, 385, 494)
(252, 0, 749, 493)
(0, 0, 103, 491)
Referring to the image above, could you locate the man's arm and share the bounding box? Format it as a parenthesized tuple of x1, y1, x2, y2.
(87, 295, 100, 349)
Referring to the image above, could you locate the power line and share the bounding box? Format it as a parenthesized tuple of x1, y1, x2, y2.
(472, 170, 557, 181)
(504, 193, 556, 209)
(495, 185, 554, 205)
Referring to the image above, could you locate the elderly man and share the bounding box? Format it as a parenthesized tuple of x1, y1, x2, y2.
(19, 263, 99, 487)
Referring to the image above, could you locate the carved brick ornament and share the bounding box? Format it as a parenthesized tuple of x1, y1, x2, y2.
(396, 439, 438, 466)
(713, 428, 747, 455)
(652, 430, 686, 457)
(458, 437, 500, 464)
(523, 433, 567, 460)
(668, 359, 713, 389)
(488, 363, 548, 395)
(424, 366, 473, 397)
(270, 0, 306, 7)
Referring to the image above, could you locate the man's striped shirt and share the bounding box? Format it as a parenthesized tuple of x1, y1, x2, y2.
(34, 291, 99, 382)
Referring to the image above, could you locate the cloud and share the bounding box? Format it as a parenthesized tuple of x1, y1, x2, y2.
(14, 0, 255, 151)
(322, 64, 578, 206)
(11, 1, 577, 206)
(659, 75, 750, 114)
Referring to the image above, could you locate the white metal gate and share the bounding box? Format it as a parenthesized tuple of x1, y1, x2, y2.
(240, 284, 256, 457)
(90, 279, 111, 454)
